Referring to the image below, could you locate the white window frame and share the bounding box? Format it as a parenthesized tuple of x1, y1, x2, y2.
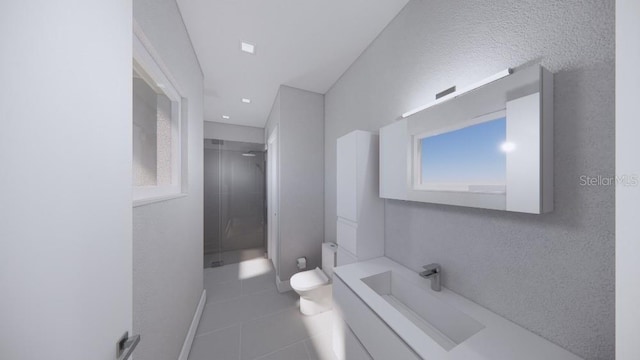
(412, 109, 507, 194)
(132, 31, 185, 206)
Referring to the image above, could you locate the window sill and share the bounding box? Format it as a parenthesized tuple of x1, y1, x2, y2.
(133, 193, 188, 208)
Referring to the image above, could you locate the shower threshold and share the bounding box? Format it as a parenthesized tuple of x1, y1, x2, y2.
(204, 247, 266, 268)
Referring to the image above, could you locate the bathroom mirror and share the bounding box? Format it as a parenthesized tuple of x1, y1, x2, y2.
(380, 65, 553, 214)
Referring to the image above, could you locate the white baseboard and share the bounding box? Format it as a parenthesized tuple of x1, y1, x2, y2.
(276, 275, 292, 293)
(178, 289, 207, 360)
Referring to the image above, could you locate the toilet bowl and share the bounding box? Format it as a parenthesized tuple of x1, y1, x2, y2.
(290, 242, 338, 315)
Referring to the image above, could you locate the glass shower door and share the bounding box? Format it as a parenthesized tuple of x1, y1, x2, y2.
(204, 139, 266, 268)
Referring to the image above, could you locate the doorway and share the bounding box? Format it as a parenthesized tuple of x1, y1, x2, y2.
(203, 139, 266, 267)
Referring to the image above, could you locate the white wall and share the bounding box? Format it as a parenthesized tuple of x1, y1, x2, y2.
(204, 121, 264, 144)
(616, 1, 640, 358)
(0, 1, 133, 359)
(324, 1, 614, 359)
(265, 86, 324, 281)
(132, 1, 204, 360)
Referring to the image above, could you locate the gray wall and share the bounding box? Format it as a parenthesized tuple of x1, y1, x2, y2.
(204, 121, 265, 144)
(324, 1, 614, 359)
(266, 86, 325, 281)
(265, 91, 281, 143)
(133, 1, 204, 360)
(204, 148, 265, 254)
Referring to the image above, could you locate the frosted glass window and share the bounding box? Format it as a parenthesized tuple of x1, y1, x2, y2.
(419, 117, 506, 187)
(156, 92, 172, 186)
(133, 74, 173, 187)
(131, 37, 183, 204)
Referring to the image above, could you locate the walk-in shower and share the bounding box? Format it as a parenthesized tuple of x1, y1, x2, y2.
(203, 139, 266, 268)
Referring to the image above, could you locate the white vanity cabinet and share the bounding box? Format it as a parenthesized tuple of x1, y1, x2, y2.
(336, 130, 385, 264)
(333, 258, 583, 360)
(332, 310, 373, 360)
(333, 275, 420, 360)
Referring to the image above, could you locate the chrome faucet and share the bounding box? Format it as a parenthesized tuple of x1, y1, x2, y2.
(419, 263, 441, 291)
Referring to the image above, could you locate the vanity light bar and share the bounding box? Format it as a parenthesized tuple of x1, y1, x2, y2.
(401, 68, 513, 118)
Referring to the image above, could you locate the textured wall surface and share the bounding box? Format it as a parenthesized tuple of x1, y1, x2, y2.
(133, 1, 205, 360)
(324, 0, 615, 358)
(266, 86, 325, 281)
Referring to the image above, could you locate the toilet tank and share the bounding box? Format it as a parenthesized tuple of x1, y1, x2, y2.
(322, 242, 338, 278)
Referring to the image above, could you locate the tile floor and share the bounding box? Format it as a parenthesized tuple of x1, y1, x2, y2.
(189, 256, 337, 360)
(204, 247, 267, 268)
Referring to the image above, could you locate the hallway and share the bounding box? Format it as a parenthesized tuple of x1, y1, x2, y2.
(189, 257, 336, 360)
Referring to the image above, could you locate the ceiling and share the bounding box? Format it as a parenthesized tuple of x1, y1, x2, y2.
(177, 0, 410, 128)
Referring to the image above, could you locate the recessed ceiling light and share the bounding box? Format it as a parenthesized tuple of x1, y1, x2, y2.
(241, 42, 255, 54)
(241, 98, 251, 104)
(222, 115, 230, 119)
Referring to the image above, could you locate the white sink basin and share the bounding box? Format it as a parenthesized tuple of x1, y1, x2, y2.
(361, 270, 484, 351)
(334, 257, 583, 360)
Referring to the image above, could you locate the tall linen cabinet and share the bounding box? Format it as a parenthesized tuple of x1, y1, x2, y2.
(335, 130, 385, 265)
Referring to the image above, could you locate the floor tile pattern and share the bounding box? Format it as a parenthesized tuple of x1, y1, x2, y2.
(189, 257, 337, 360)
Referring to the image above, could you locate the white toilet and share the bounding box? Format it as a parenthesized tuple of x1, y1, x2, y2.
(290, 242, 338, 316)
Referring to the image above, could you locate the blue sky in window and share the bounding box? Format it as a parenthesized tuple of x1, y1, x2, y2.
(421, 117, 506, 184)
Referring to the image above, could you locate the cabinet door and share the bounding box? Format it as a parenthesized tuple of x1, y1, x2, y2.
(337, 133, 358, 221)
(345, 323, 374, 360)
(333, 277, 421, 360)
(336, 218, 358, 255)
(333, 317, 373, 360)
(380, 120, 409, 200)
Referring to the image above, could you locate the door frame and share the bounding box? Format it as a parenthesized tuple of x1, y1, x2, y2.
(616, 0, 640, 358)
(267, 126, 280, 277)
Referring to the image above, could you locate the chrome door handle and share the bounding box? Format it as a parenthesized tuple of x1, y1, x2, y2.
(116, 332, 141, 360)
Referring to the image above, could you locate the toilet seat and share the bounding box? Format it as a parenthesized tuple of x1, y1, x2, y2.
(290, 267, 329, 292)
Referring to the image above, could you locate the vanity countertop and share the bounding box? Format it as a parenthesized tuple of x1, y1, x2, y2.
(334, 257, 582, 360)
